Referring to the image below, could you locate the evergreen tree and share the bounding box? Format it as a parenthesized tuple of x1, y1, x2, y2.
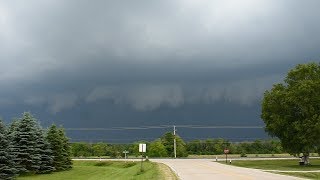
(11, 112, 41, 174)
(35, 128, 55, 174)
(58, 128, 72, 170)
(7, 119, 20, 140)
(46, 125, 65, 171)
(0, 120, 18, 180)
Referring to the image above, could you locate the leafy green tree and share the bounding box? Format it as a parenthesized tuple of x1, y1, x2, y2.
(213, 138, 229, 154)
(261, 62, 320, 164)
(148, 139, 168, 157)
(92, 143, 107, 157)
(11, 112, 41, 173)
(186, 140, 203, 155)
(161, 132, 174, 157)
(0, 120, 18, 180)
(71, 143, 93, 157)
(161, 132, 188, 157)
(176, 137, 188, 157)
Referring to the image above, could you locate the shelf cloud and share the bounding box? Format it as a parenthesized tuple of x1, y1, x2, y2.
(0, 0, 319, 124)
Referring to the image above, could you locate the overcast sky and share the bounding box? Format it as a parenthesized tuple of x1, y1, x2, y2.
(0, 1, 319, 140)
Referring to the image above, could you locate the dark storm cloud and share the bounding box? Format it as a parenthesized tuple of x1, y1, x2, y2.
(0, 0, 319, 113)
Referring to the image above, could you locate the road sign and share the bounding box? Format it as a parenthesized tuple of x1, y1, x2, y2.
(123, 150, 129, 159)
(139, 144, 146, 153)
(224, 149, 229, 163)
(224, 149, 229, 154)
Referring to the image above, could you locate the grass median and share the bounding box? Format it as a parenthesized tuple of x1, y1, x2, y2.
(17, 160, 177, 180)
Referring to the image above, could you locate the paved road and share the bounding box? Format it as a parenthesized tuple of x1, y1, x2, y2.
(151, 159, 303, 180)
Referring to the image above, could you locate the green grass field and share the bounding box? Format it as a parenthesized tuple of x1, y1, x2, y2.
(17, 160, 177, 180)
(226, 159, 320, 171)
(278, 172, 320, 180)
(188, 153, 293, 159)
(223, 159, 320, 179)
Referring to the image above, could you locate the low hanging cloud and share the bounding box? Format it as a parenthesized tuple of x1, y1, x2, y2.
(85, 74, 281, 111)
(23, 93, 79, 114)
(47, 93, 78, 114)
(86, 84, 184, 111)
(0, 0, 318, 116)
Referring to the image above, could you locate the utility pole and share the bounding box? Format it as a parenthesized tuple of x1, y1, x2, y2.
(173, 125, 177, 159)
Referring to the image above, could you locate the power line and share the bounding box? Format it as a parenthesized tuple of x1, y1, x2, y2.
(65, 125, 264, 131)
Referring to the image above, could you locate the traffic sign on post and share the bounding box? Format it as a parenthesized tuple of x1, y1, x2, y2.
(224, 149, 229, 163)
(139, 144, 146, 153)
(123, 150, 129, 159)
(224, 149, 229, 154)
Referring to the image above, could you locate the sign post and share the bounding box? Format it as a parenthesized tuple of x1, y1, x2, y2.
(122, 150, 129, 160)
(139, 144, 146, 172)
(224, 149, 229, 164)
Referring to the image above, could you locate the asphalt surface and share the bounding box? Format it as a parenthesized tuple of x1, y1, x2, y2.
(151, 159, 304, 180)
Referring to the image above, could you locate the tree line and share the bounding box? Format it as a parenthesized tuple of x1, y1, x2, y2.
(71, 132, 188, 158)
(0, 112, 72, 180)
(70, 133, 284, 158)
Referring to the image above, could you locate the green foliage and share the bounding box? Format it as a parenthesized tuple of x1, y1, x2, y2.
(186, 139, 283, 155)
(240, 152, 247, 157)
(186, 138, 230, 155)
(92, 143, 107, 157)
(148, 139, 168, 157)
(161, 132, 188, 157)
(58, 128, 72, 170)
(1, 112, 72, 178)
(261, 62, 320, 156)
(35, 129, 55, 174)
(46, 125, 72, 171)
(0, 120, 18, 180)
(11, 112, 42, 174)
(70, 143, 93, 157)
(94, 161, 113, 166)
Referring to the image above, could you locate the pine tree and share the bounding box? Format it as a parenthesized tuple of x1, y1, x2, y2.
(0, 120, 18, 180)
(35, 128, 55, 174)
(58, 128, 72, 170)
(46, 125, 65, 171)
(11, 112, 41, 174)
(47, 125, 73, 171)
(7, 119, 20, 140)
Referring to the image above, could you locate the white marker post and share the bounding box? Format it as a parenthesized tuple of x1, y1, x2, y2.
(139, 144, 146, 172)
(123, 150, 129, 160)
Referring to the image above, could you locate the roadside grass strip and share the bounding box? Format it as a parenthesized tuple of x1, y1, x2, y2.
(17, 160, 174, 180)
(276, 172, 320, 180)
(222, 158, 320, 179)
(226, 159, 320, 171)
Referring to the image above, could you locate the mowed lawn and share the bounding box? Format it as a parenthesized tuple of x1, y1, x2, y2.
(278, 172, 320, 180)
(227, 158, 320, 171)
(17, 160, 176, 180)
(224, 158, 320, 180)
